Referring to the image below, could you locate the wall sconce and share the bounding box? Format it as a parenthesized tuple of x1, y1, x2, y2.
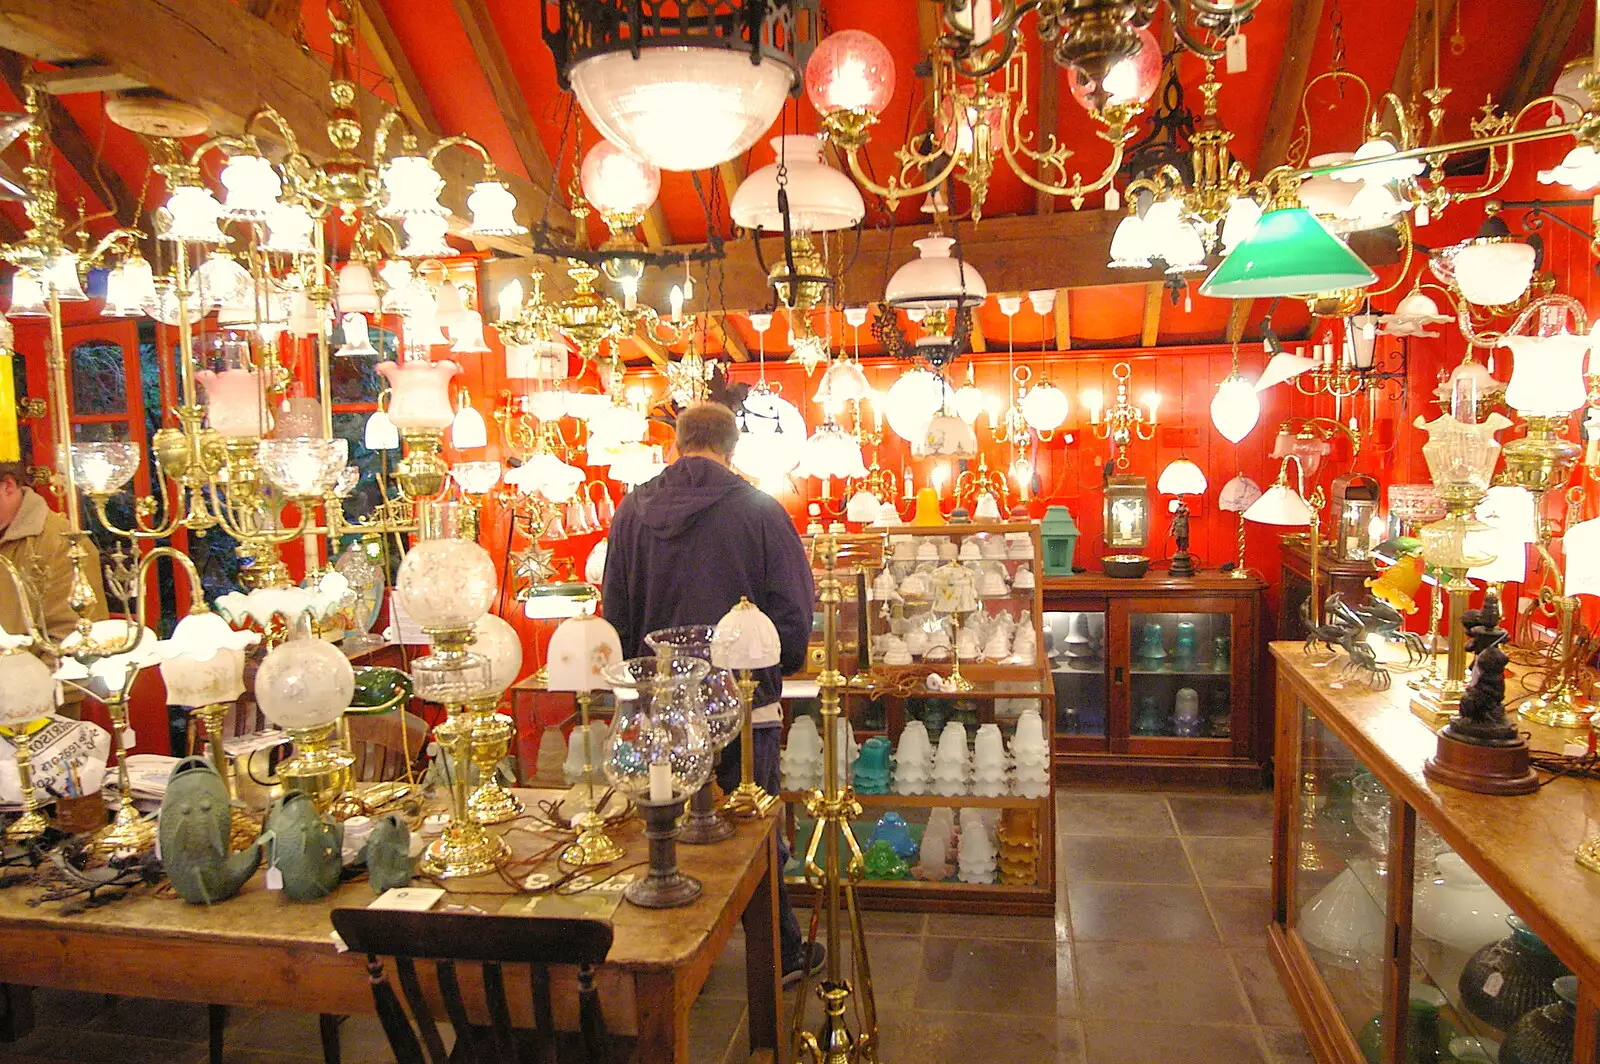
(1083, 361, 1157, 468)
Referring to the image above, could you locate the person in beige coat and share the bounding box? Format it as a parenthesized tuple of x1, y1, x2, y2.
(0, 462, 108, 660)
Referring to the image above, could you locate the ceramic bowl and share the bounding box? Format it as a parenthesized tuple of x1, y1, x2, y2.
(1102, 554, 1151, 578)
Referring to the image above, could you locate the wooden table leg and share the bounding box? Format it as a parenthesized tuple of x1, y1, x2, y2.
(634, 970, 688, 1064)
(741, 827, 782, 1064)
(0, 984, 34, 1041)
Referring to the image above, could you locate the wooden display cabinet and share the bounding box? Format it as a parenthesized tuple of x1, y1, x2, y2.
(1279, 538, 1378, 642)
(1043, 571, 1268, 786)
(783, 521, 1056, 914)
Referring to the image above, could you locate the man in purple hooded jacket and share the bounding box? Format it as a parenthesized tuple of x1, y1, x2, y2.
(602, 402, 822, 984)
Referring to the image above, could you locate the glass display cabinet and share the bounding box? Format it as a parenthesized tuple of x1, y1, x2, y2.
(1043, 572, 1267, 785)
(782, 522, 1056, 914)
(1272, 643, 1600, 1064)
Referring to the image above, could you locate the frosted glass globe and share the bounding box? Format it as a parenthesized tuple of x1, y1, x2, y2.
(469, 613, 524, 695)
(396, 538, 498, 631)
(0, 652, 56, 726)
(255, 638, 355, 730)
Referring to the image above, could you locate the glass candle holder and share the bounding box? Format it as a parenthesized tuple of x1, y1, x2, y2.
(601, 655, 714, 803)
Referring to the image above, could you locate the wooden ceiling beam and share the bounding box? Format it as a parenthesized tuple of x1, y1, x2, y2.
(631, 329, 671, 372)
(1390, 0, 1460, 105)
(1034, 59, 1059, 215)
(0, 51, 139, 231)
(1140, 283, 1162, 348)
(354, 0, 441, 134)
(1502, 0, 1585, 113)
(1053, 289, 1071, 351)
(0, 0, 566, 251)
(967, 313, 986, 352)
(716, 158, 746, 209)
(34, 61, 142, 96)
(708, 312, 749, 362)
(640, 204, 672, 250)
(1225, 298, 1253, 344)
(1257, 0, 1326, 170)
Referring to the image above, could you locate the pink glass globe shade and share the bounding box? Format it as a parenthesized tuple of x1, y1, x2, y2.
(1068, 25, 1161, 112)
(806, 29, 896, 118)
(580, 141, 661, 219)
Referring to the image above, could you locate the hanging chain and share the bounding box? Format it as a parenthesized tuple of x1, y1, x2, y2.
(1329, 0, 1347, 97)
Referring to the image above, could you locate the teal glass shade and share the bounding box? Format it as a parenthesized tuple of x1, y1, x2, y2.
(1199, 207, 1378, 298)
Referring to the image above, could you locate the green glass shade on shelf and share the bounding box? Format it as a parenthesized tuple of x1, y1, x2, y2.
(1199, 207, 1378, 298)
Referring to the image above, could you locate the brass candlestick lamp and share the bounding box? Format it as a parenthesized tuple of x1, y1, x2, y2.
(546, 612, 627, 865)
(0, 644, 61, 845)
(713, 598, 782, 818)
(461, 615, 527, 826)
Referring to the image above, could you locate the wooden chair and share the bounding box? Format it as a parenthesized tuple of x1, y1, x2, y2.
(345, 708, 429, 782)
(330, 908, 628, 1064)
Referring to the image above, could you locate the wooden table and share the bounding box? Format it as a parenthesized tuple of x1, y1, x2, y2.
(0, 790, 783, 1064)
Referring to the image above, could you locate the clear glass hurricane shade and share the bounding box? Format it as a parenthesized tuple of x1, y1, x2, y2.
(1219, 196, 1263, 253)
(1502, 334, 1590, 417)
(464, 181, 527, 237)
(523, 581, 600, 620)
(396, 536, 498, 631)
(466, 613, 523, 695)
(0, 652, 56, 726)
(712, 600, 783, 671)
(1333, 138, 1425, 184)
(218, 154, 281, 220)
(399, 214, 454, 259)
(379, 155, 447, 217)
(375, 359, 460, 430)
(1019, 382, 1070, 431)
(70, 441, 140, 495)
(1243, 483, 1314, 526)
(364, 409, 400, 450)
(1157, 459, 1208, 496)
(1418, 514, 1497, 570)
(1067, 23, 1161, 109)
(198, 368, 268, 438)
(161, 185, 227, 244)
(6, 270, 45, 318)
(1538, 144, 1600, 190)
(1451, 241, 1537, 306)
(260, 437, 349, 498)
(1106, 212, 1151, 268)
(451, 460, 502, 495)
(806, 29, 895, 117)
(105, 256, 158, 316)
(886, 236, 988, 309)
(1212, 373, 1262, 441)
(255, 635, 356, 730)
(1199, 208, 1378, 299)
(731, 134, 865, 233)
(923, 414, 978, 457)
(580, 140, 662, 219)
(411, 647, 493, 705)
(337, 263, 380, 315)
(882, 368, 953, 443)
(262, 201, 316, 254)
(643, 625, 741, 747)
(601, 655, 714, 801)
(799, 425, 868, 479)
(546, 613, 623, 692)
(45, 251, 86, 301)
(571, 47, 795, 172)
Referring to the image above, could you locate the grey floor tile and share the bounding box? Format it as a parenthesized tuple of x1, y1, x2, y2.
(1261, 1025, 1319, 1064)
(1205, 886, 1275, 946)
(1081, 1020, 1267, 1064)
(1060, 835, 1196, 884)
(1186, 836, 1273, 888)
(877, 1011, 1085, 1064)
(1068, 882, 1219, 943)
(687, 996, 745, 1064)
(1230, 948, 1300, 1027)
(1056, 794, 1175, 837)
(1073, 942, 1252, 1024)
(1168, 794, 1274, 837)
(915, 937, 1074, 1017)
(923, 911, 1059, 941)
(858, 910, 925, 936)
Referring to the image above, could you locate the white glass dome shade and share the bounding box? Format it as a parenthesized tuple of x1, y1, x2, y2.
(886, 236, 987, 310)
(570, 46, 797, 173)
(731, 135, 865, 233)
(255, 635, 356, 731)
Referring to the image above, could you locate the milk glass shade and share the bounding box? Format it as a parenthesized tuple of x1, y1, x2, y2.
(845, 490, 881, 522)
(1564, 517, 1600, 598)
(218, 154, 282, 220)
(523, 581, 600, 620)
(375, 359, 460, 429)
(104, 256, 157, 316)
(731, 135, 864, 233)
(601, 655, 714, 801)
(923, 414, 978, 458)
(161, 185, 227, 244)
(464, 181, 527, 237)
(609, 444, 667, 486)
(806, 29, 895, 118)
(952, 381, 987, 424)
(466, 613, 524, 696)
(580, 140, 661, 219)
(1414, 413, 1511, 500)
(733, 388, 806, 483)
(379, 155, 447, 217)
(570, 47, 795, 172)
(1199, 208, 1378, 298)
(262, 201, 316, 254)
(156, 612, 259, 706)
(1447, 240, 1537, 306)
(886, 236, 987, 309)
(364, 410, 400, 450)
(1335, 138, 1425, 184)
(336, 263, 380, 315)
(1211, 372, 1261, 442)
(396, 538, 497, 631)
(6, 270, 45, 318)
(1539, 144, 1600, 190)
(545, 613, 624, 691)
(798, 424, 868, 479)
(1467, 487, 1534, 584)
(451, 400, 489, 448)
(1502, 334, 1590, 417)
(0, 651, 55, 726)
(883, 368, 953, 443)
(1381, 290, 1452, 336)
(813, 358, 872, 408)
(1244, 484, 1314, 526)
(503, 452, 585, 502)
(255, 636, 356, 730)
(712, 599, 782, 671)
(70, 441, 140, 494)
(1219, 196, 1263, 253)
(1107, 212, 1151, 268)
(1019, 383, 1070, 431)
(1157, 459, 1208, 496)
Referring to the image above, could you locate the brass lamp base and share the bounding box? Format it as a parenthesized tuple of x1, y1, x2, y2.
(422, 818, 510, 878)
(565, 810, 626, 866)
(721, 782, 779, 819)
(4, 809, 48, 844)
(1516, 689, 1590, 729)
(278, 747, 356, 814)
(87, 803, 156, 857)
(466, 710, 524, 826)
(1410, 677, 1460, 724)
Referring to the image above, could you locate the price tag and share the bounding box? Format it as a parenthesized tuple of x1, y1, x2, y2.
(1225, 34, 1248, 73)
(1483, 972, 1504, 997)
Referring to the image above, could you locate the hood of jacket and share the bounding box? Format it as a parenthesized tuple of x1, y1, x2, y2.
(0, 488, 50, 544)
(633, 457, 750, 540)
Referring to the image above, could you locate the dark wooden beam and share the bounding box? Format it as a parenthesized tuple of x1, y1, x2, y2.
(1257, 0, 1326, 170)
(708, 312, 749, 361)
(0, 0, 565, 249)
(1034, 57, 1059, 215)
(1390, 0, 1460, 107)
(1502, 0, 1586, 113)
(1054, 288, 1071, 351)
(640, 204, 672, 249)
(0, 51, 139, 230)
(242, 0, 300, 35)
(354, 0, 441, 134)
(968, 312, 987, 352)
(1140, 282, 1162, 347)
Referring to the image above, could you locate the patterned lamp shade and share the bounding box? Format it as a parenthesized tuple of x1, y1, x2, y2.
(546, 613, 623, 692)
(711, 598, 781, 671)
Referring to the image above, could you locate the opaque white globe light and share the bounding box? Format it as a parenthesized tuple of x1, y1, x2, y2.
(571, 47, 795, 172)
(580, 140, 662, 219)
(1211, 372, 1261, 443)
(466, 613, 524, 696)
(883, 368, 953, 444)
(255, 637, 356, 730)
(1019, 382, 1069, 431)
(396, 538, 498, 631)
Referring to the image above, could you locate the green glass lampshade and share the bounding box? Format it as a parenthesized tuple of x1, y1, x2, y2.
(1199, 207, 1378, 298)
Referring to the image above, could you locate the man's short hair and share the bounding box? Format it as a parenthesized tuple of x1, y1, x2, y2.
(0, 462, 27, 487)
(675, 402, 740, 458)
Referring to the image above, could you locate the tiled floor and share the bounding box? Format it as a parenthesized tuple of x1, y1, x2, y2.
(0, 788, 1312, 1064)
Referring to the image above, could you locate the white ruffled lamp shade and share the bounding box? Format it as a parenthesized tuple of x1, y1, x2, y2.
(379, 155, 447, 218)
(1502, 334, 1590, 417)
(545, 613, 624, 691)
(218, 154, 281, 220)
(712, 598, 782, 671)
(155, 612, 261, 707)
(1157, 459, 1208, 497)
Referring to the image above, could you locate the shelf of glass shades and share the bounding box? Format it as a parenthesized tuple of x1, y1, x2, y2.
(841, 666, 1053, 698)
(778, 790, 1049, 809)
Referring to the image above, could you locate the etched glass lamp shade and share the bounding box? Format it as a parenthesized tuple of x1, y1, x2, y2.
(1415, 412, 1512, 506)
(466, 613, 524, 697)
(806, 29, 895, 121)
(0, 649, 57, 727)
(712, 598, 782, 672)
(255, 634, 356, 731)
(155, 611, 260, 707)
(70, 441, 140, 495)
(395, 528, 498, 634)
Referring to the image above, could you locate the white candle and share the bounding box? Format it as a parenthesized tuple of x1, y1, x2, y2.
(648, 761, 672, 802)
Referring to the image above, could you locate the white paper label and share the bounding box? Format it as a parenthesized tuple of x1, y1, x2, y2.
(1483, 972, 1504, 997)
(265, 866, 283, 891)
(1226, 34, 1248, 73)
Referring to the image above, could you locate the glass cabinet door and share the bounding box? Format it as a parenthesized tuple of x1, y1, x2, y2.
(1125, 609, 1234, 742)
(1043, 609, 1107, 745)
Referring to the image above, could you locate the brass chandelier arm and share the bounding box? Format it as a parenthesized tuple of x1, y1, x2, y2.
(840, 142, 962, 212)
(1002, 123, 1128, 205)
(426, 134, 499, 178)
(87, 478, 184, 542)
